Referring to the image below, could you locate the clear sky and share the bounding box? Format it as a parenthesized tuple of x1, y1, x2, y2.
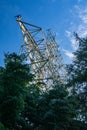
(0, 0, 87, 66)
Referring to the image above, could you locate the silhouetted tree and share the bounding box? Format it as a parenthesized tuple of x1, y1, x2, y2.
(66, 34, 87, 122)
(0, 53, 33, 129)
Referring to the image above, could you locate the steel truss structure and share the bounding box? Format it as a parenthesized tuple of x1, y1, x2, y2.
(16, 16, 66, 90)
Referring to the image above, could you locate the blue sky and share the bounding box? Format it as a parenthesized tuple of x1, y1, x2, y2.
(0, 0, 87, 66)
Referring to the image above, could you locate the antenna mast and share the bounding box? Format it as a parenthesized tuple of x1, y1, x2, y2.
(16, 16, 66, 90)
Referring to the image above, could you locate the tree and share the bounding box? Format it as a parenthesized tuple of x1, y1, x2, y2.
(17, 84, 41, 130)
(40, 85, 77, 130)
(66, 34, 87, 122)
(0, 122, 9, 130)
(0, 53, 33, 129)
(24, 83, 77, 130)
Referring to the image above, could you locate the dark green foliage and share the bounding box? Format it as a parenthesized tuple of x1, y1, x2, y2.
(0, 53, 33, 129)
(15, 84, 40, 130)
(19, 82, 77, 130)
(66, 34, 87, 122)
(0, 122, 9, 130)
(36, 85, 76, 130)
(68, 120, 87, 130)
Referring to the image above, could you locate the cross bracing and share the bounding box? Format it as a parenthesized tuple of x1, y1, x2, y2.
(16, 16, 66, 90)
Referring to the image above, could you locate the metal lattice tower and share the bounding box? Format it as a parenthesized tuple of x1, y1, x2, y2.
(16, 16, 66, 90)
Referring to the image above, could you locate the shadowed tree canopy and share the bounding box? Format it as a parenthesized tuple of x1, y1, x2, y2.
(66, 33, 87, 122)
(0, 53, 33, 129)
